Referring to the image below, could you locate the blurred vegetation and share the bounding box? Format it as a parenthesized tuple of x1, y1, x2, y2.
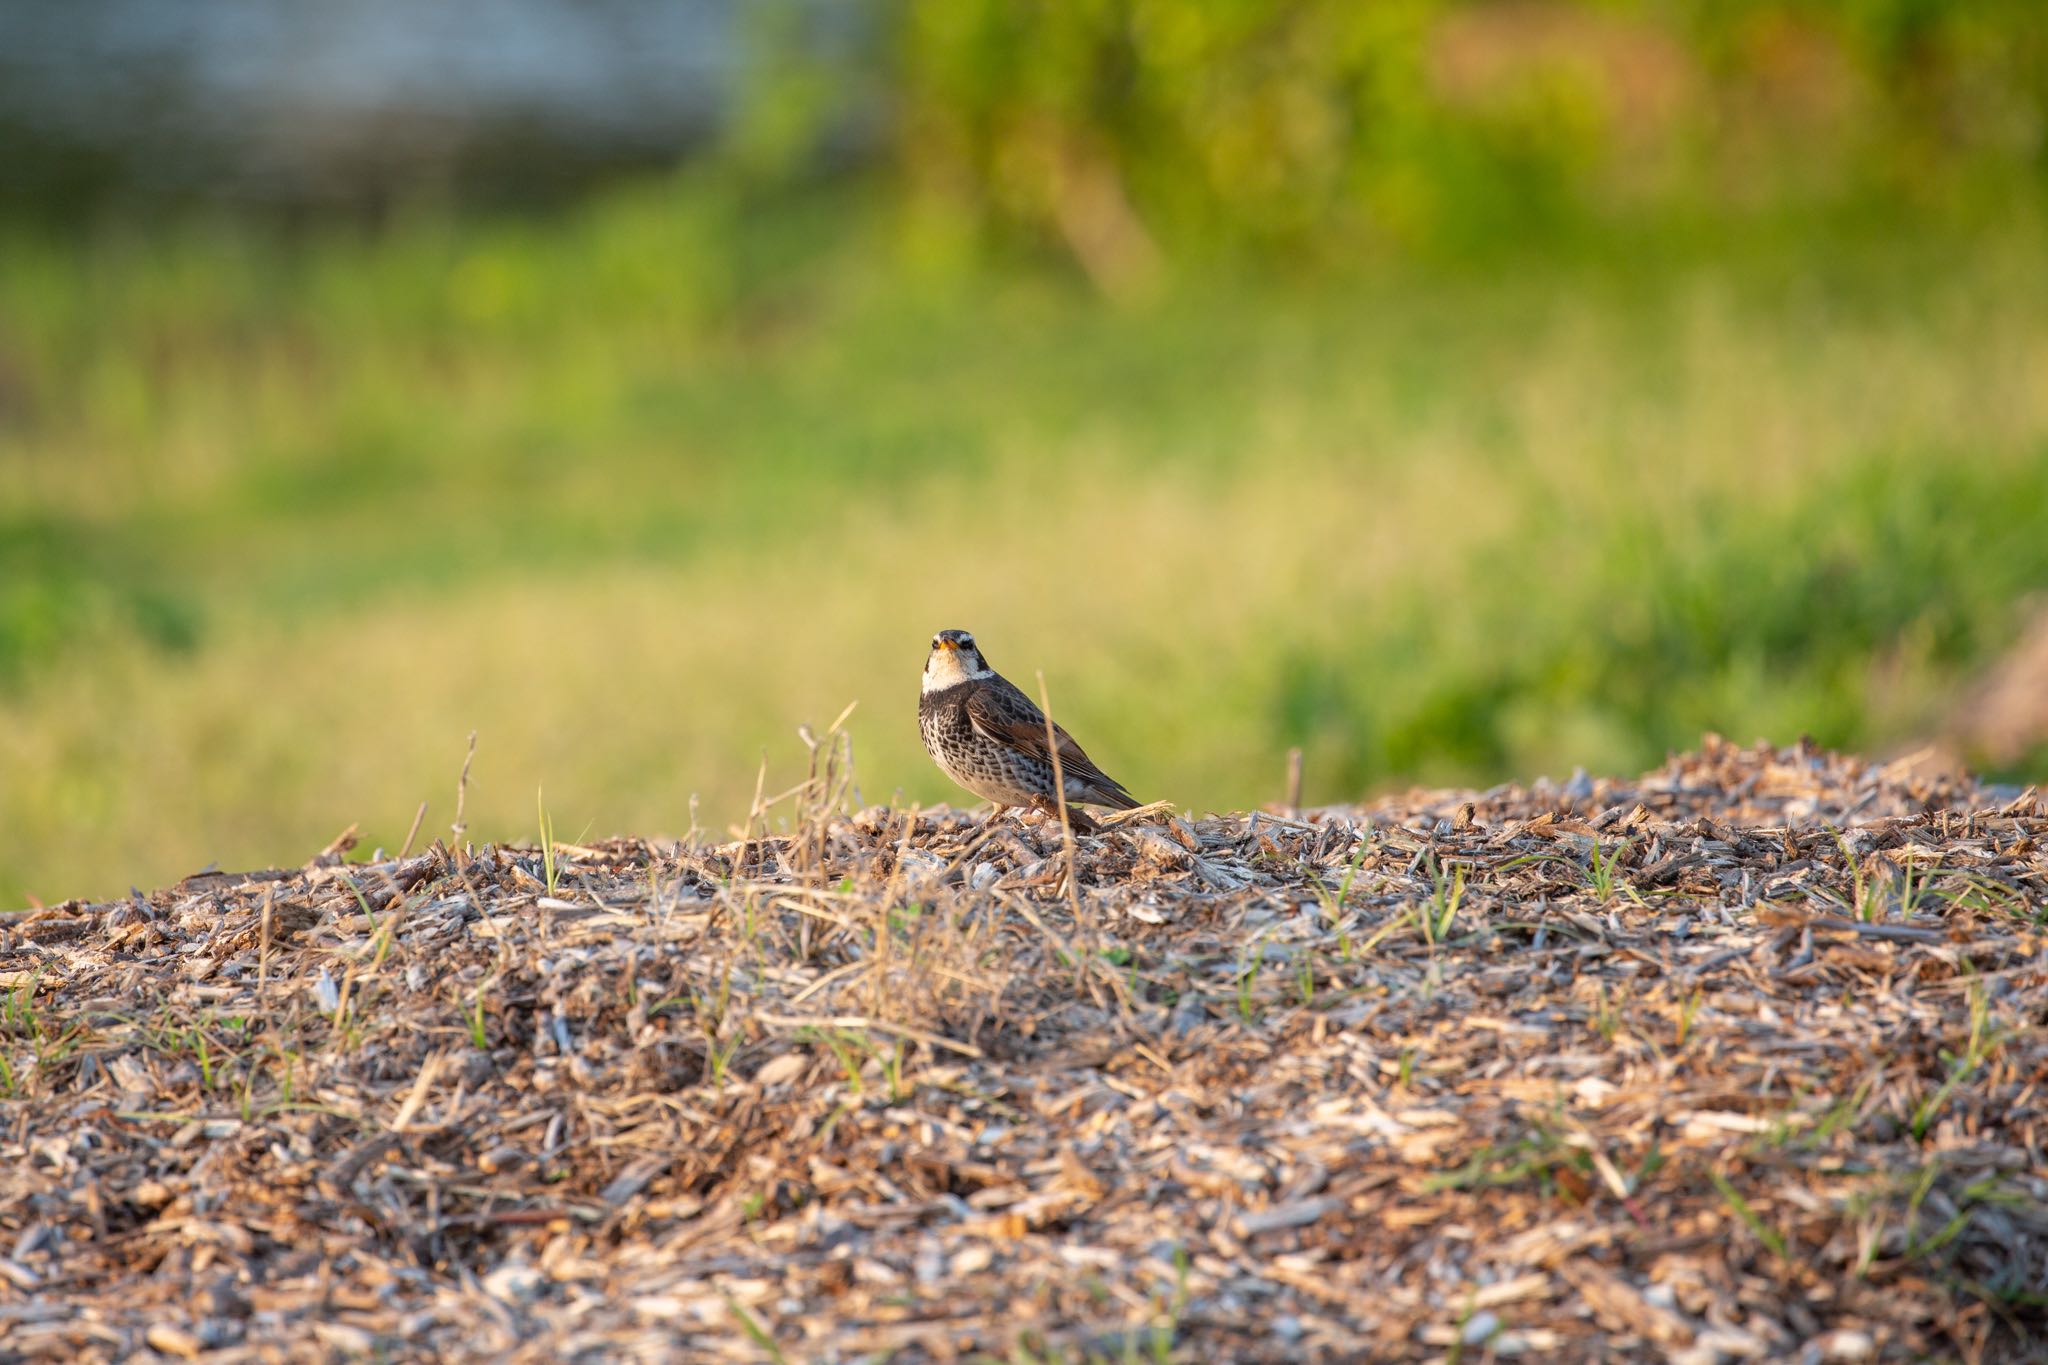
(850, 0, 2048, 288)
(4, 0, 2048, 904)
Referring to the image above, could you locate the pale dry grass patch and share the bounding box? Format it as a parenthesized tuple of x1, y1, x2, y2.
(9, 230, 2048, 904)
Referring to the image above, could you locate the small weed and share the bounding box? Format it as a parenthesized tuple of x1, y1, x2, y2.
(1143, 1244, 1190, 1363)
(805, 1027, 866, 1095)
(1354, 907, 1413, 958)
(33, 1020, 88, 1075)
(1829, 830, 1885, 922)
(1235, 947, 1262, 1024)
(1906, 1188, 1974, 1261)
(344, 879, 404, 967)
(1586, 837, 1631, 903)
(3, 970, 43, 1037)
(793, 1026, 912, 1102)
(350, 887, 380, 937)
(1849, 1189, 1887, 1277)
(467, 989, 491, 1050)
(1495, 850, 1576, 875)
(847, 1033, 910, 1103)
(1425, 1125, 1584, 1196)
(693, 970, 743, 1086)
(1912, 979, 2003, 1140)
(1674, 988, 1703, 1048)
(1931, 872, 2039, 925)
(726, 1299, 787, 1365)
(192, 1027, 215, 1089)
(704, 1028, 744, 1087)
(1305, 831, 1372, 926)
(1801, 1079, 1873, 1149)
(884, 1044, 911, 1102)
(1895, 861, 1932, 919)
(1446, 1286, 1487, 1365)
(1901, 1160, 1941, 1253)
(1631, 1141, 1666, 1188)
(236, 1052, 261, 1120)
(1709, 1169, 1788, 1261)
(271, 1045, 300, 1110)
(692, 963, 734, 1036)
(1422, 856, 1463, 946)
(537, 786, 559, 898)
(1590, 984, 1622, 1042)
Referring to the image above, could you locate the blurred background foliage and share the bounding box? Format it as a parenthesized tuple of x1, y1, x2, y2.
(3, 0, 2047, 904)
(866, 0, 2047, 281)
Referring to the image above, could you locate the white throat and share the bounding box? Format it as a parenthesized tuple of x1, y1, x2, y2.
(923, 651, 992, 693)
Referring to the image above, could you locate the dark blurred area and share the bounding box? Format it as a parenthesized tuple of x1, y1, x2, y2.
(0, 0, 745, 214)
(3, 0, 2042, 240)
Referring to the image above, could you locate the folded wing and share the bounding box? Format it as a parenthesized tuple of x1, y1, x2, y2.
(965, 679, 1140, 809)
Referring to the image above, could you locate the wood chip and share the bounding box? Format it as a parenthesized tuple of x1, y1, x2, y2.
(5, 738, 2043, 1359)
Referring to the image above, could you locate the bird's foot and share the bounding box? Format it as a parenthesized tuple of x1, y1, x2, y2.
(1029, 797, 1099, 835)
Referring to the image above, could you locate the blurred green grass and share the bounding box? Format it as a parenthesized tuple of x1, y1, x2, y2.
(3, 184, 2047, 905)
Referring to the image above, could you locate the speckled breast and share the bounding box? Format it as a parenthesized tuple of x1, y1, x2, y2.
(919, 684, 1053, 806)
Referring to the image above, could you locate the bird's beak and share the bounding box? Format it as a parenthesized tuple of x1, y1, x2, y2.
(936, 639, 957, 651)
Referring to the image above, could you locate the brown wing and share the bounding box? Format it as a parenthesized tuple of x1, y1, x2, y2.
(966, 675, 1139, 808)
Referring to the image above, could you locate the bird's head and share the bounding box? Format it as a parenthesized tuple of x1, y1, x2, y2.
(924, 629, 991, 691)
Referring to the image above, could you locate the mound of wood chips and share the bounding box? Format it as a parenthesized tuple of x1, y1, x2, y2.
(3, 735, 2045, 1362)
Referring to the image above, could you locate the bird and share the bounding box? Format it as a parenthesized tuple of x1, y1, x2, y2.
(918, 629, 1141, 834)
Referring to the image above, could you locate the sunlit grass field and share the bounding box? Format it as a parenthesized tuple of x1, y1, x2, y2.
(5, 183, 2048, 906)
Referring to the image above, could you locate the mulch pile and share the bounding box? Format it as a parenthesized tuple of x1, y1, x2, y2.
(3, 735, 2045, 1362)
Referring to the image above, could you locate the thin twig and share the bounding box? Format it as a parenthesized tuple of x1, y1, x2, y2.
(451, 730, 477, 843)
(399, 801, 429, 861)
(1034, 669, 1083, 924)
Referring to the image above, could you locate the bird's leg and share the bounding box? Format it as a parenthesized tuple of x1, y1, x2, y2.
(980, 804, 1013, 832)
(1029, 795, 1098, 835)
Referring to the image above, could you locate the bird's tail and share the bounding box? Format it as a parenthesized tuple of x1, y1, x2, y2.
(1082, 776, 1141, 810)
